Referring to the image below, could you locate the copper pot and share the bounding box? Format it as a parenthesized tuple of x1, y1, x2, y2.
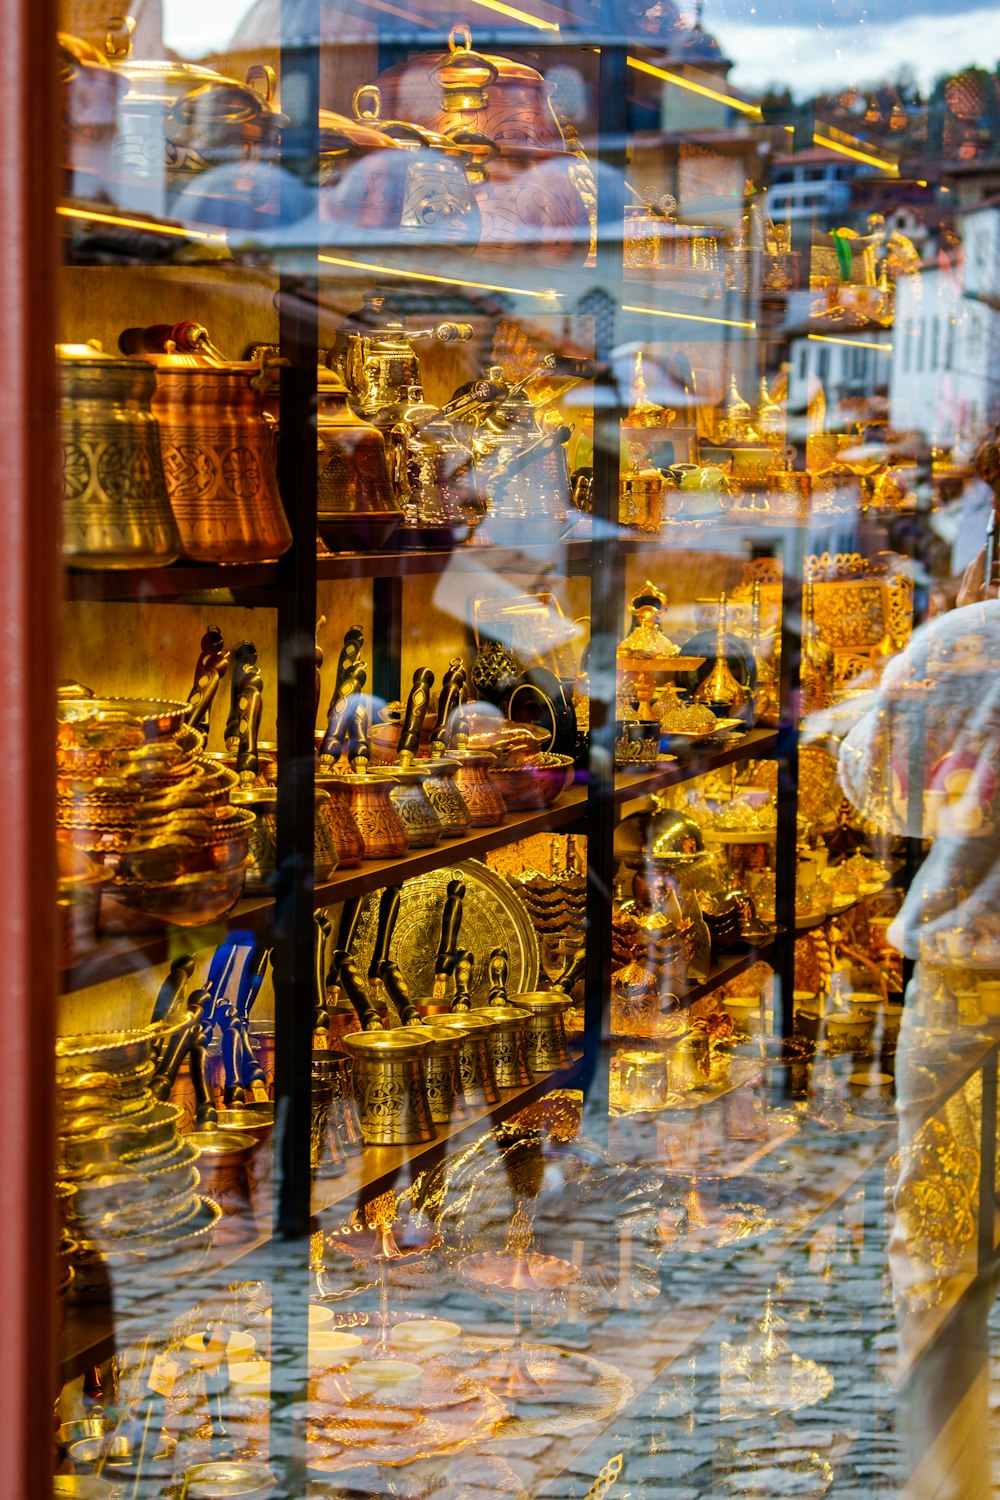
(58, 33, 128, 195)
(185, 1128, 256, 1245)
(389, 767, 443, 848)
(420, 1023, 468, 1124)
(450, 748, 505, 827)
(58, 345, 181, 569)
(509, 991, 574, 1071)
(425, 1012, 500, 1108)
(421, 758, 471, 838)
(120, 327, 292, 564)
(316, 369, 402, 551)
(315, 772, 364, 867)
(318, 103, 407, 232)
(374, 26, 592, 264)
(331, 769, 409, 860)
(475, 1004, 534, 1088)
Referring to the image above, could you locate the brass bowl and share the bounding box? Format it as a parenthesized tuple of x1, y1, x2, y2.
(108, 863, 249, 931)
(217, 1105, 275, 1145)
(57, 697, 188, 742)
(489, 752, 574, 812)
(56, 1016, 184, 1075)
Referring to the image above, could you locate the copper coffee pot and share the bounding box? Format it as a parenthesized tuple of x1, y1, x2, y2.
(119, 321, 292, 564)
(316, 366, 403, 552)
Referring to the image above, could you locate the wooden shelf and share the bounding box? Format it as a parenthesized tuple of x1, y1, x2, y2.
(312, 1055, 584, 1218)
(59, 788, 589, 994)
(615, 727, 782, 803)
(63, 540, 593, 603)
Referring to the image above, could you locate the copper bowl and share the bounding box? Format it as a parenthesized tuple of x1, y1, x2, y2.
(489, 752, 574, 811)
(106, 864, 249, 930)
(55, 1016, 184, 1076)
(57, 696, 188, 743)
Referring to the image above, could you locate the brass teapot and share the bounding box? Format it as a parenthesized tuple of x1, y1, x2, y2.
(384, 385, 482, 547)
(98, 15, 286, 217)
(330, 294, 473, 420)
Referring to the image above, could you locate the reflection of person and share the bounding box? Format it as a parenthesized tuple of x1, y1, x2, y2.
(839, 601, 1000, 1499)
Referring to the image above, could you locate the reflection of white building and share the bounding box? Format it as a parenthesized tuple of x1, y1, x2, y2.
(768, 149, 863, 225)
(889, 206, 1000, 446)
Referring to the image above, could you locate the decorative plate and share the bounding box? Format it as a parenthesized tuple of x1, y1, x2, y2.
(349, 859, 539, 1007)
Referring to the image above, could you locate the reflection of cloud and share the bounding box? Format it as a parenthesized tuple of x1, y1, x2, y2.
(716, 6, 1000, 98)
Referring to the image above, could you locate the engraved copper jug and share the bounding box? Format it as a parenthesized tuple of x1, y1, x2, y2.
(119, 322, 292, 564)
(341, 1029, 435, 1146)
(58, 343, 181, 569)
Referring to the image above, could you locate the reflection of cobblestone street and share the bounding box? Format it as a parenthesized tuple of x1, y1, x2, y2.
(64, 1077, 1000, 1500)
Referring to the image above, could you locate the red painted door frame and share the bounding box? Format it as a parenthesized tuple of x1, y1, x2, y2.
(0, 0, 60, 1493)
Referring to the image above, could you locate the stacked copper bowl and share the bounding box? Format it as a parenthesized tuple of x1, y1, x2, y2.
(56, 697, 254, 931)
(56, 1020, 219, 1301)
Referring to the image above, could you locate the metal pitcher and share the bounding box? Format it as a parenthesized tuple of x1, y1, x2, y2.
(316, 367, 402, 552)
(509, 990, 574, 1071)
(341, 1028, 436, 1146)
(118, 322, 292, 564)
(329, 294, 473, 419)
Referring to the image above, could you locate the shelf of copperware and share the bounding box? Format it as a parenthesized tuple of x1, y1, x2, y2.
(59, 788, 589, 994)
(312, 1053, 584, 1220)
(614, 727, 781, 804)
(58, 1056, 583, 1383)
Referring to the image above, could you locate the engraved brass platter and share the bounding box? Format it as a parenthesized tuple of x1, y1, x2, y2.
(350, 858, 539, 1006)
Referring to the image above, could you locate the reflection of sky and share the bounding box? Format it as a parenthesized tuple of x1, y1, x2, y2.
(713, 1, 1000, 97)
(161, 0, 1000, 103)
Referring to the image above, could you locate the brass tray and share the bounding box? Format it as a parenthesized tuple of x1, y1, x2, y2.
(351, 859, 539, 1008)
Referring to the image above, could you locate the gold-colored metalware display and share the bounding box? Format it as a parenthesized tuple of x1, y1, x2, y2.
(58, 344, 181, 569)
(341, 1028, 436, 1145)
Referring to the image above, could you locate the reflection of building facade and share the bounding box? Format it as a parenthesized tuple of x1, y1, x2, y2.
(768, 148, 863, 225)
(889, 206, 1000, 445)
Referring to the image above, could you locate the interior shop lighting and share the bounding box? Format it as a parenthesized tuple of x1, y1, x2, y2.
(464, 0, 561, 28)
(319, 251, 559, 300)
(808, 333, 893, 353)
(812, 132, 899, 174)
(622, 301, 757, 331)
(57, 204, 229, 244)
(626, 56, 763, 119)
